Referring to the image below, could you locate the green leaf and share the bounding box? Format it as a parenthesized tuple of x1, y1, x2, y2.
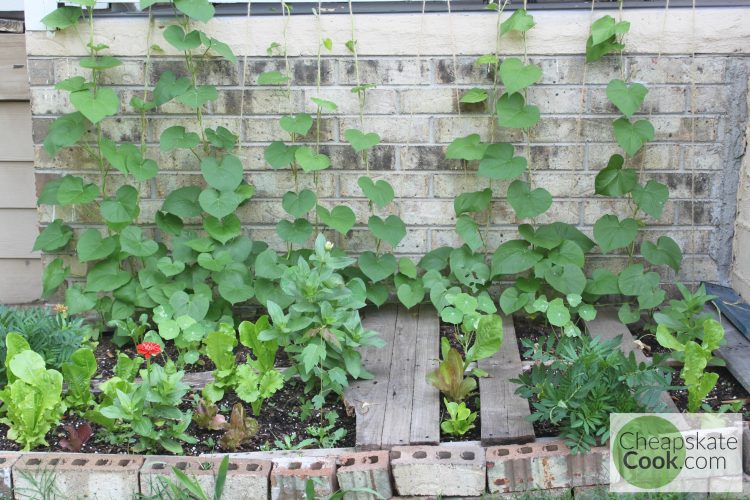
(163, 186, 202, 218)
(586, 36, 625, 63)
(491, 240, 542, 276)
(257, 71, 290, 85)
(77, 229, 117, 262)
(204, 214, 241, 244)
(294, 147, 330, 172)
(311, 97, 338, 111)
(478, 143, 527, 180)
(201, 154, 244, 191)
(496, 93, 540, 129)
(344, 129, 380, 152)
(655, 324, 684, 351)
(632, 180, 669, 218)
(42, 258, 69, 299)
(500, 9, 535, 34)
(276, 218, 313, 245)
(153, 71, 191, 106)
(65, 285, 97, 315)
(368, 215, 406, 247)
(593, 215, 638, 254)
(358, 251, 397, 282)
(507, 180, 552, 219)
(397, 280, 425, 309)
(201, 35, 237, 63)
(264, 141, 297, 169)
(454, 188, 492, 216)
(119, 226, 158, 257)
(160, 126, 200, 151)
(613, 118, 654, 156)
(43, 113, 87, 157)
(79, 56, 122, 71)
(33, 220, 73, 252)
(641, 236, 682, 272)
(70, 88, 119, 124)
(460, 88, 488, 104)
(446, 134, 486, 161)
(585, 268, 620, 295)
(618, 264, 660, 297)
(546, 298, 571, 327)
(367, 282, 389, 306)
(456, 215, 483, 252)
(41, 6, 83, 30)
(591, 15, 630, 45)
(499, 58, 541, 95)
(56, 77, 87, 93)
(548, 240, 585, 267)
(170, 290, 210, 321)
(280, 113, 313, 136)
(467, 314, 503, 363)
(217, 273, 254, 304)
(282, 189, 317, 218)
(499, 287, 529, 315)
(174, 0, 215, 21)
(86, 260, 131, 292)
(157, 257, 185, 277)
(316, 205, 356, 235)
(594, 154, 638, 197)
(100, 186, 140, 226)
(606, 79, 648, 118)
(578, 304, 597, 321)
(57, 175, 99, 205)
(199, 188, 243, 219)
(205, 126, 238, 149)
(544, 264, 586, 295)
(175, 85, 218, 109)
(358, 176, 394, 208)
(618, 303, 640, 324)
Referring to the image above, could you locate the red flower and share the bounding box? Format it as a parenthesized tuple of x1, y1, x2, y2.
(136, 342, 162, 359)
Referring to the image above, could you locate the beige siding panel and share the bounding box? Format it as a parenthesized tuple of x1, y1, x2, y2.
(0, 102, 33, 161)
(0, 259, 42, 304)
(0, 209, 40, 259)
(0, 162, 36, 209)
(0, 34, 29, 100)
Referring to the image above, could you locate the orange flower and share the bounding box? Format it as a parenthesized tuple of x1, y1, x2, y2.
(136, 342, 162, 359)
(53, 304, 68, 315)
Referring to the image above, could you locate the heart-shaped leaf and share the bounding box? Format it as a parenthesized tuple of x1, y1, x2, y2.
(280, 113, 313, 137)
(594, 154, 638, 196)
(496, 93, 540, 129)
(153, 71, 192, 106)
(499, 287, 530, 315)
(591, 15, 630, 45)
(34, 220, 73, 252)
(100, 186, 139, 227)
(163, 25, 202, 51)
(282, 189, 317, 218)
(160, 126, 200, 151)
(197, 251, 233, 272)
(79, 56, 122, 71)
(294, 147, 331, 172)
(618, 264, 660, 296)
(311, 97, 338, 111)
(460, 88, 488, 104)
(264, 141, 297, 169)
(544, 264, 586, 295)
(613, 117, 654, 156)
(198, 188, 243, 219)
(276, 218, 313, 245)
(454, 188, 492, 216)
(77, 229, 117, 262)
(368, 215, 406, 247)
(500, 8, 535, 34)
(499, 58, 542, 95)
(42, 6, 83, 30)
(491, 240, 542, 276)
(174, 0, 215, 22)
(344, 129, 380, 152)
(632, 180, 669, 218)
(546, 298, 571, 327)
(606, 79, 648, 118)
(204, 214, 241, 244)
(317, 205, 356, 235)
(170, 290, 210, 321)
(593, 214, 638, 253)
(585, 268, 620, 296)
(70, 88, 119, 124)
(446, 134, 486, 161)
(43, 113, 87, 157)
(157, 257, 186, 277)
(367, 282, 389, 306)
(86, 260, 131, 293)
(507, 180, 552, 219)
(257, 71, 290, 85)
(217, 273, 254, 304)
(358, 176, 395, 208)
(175, 85, 218, 109)
(358, 251, 397, 282)
(478, 143, 527, 180)
(119, 226, 158, 257)
(456, 215, 483, 252)
(163, 186, 202, 218)
(201, 154, 244, 191)
(397, 280, 425, 309)
(642, 236, 682, 272)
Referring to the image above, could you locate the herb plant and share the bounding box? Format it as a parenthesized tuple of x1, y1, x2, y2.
(653, 283, 717, 343)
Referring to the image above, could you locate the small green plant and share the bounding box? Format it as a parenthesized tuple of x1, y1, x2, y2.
(653, 283, 717, 343)
(656, 318, 725, 412)
(61, 347, 97, 412)
(305, 410, 347, 448)
(0, 333, 65, 450)
(274, 432, 316, 451)
(440, 398, 477, 436)
(219, 403, 259, 451)
(141, 455, 230, 500)
(427, 347, 476, 403)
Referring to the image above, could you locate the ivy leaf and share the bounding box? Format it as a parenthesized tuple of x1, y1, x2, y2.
(496, 93, 540, 129)
(606, 79, 648, 118)
(119, 226, 158, 257)
(594, 154, 638, 197)
(70, 88, 119, 124)
(641, 236, 682, 272)
(368, 215, 406, 247)
(358, 251, 397, 282)
(86, 260, 131, 293)
(593, 215, 638, 254)
(160, 126, 200, 151)
(491, 240, 542, 276)
(257, 71, 290, 85)
(43, 113, 88, 157)
(456, 215, 483, 252)
(42, 258, 69, 299)
(316, 205, 356, 235)
(507, 180, 552, 219)
(77, 229, 117, 262)
(57, 175, 99, 205)
(163, 186, 202, 218)
(175, 85, 218, 109)
(460, 88, 488, 104)
(446, 134, 486, 161)
(358, 176, 394, 208)
(632, 180, 669, 218)
(41, 7, 83, 30)
(276, 218, 313, 245)
(613, 118, 654, 156)
(174, 0, 215, 22)
(33, 220, 73, 252)
(280, 114, 313, 137)
(198, 251, 233, 272)
(499, 58, 542, 95)
(586, 36, 625, 63)
(344, 129, 381, 152)
(454, 188, 492, 216)
(500, 9, 535, 34)
(264, 141, 297, 169)
(478, 143, 527, 180)
(294, 147, 330, 172)
(544, 264, 586, 295)
(199, 188, 243, 219)
(201, 154, 244, 192)
(282, 189, 317, 218)
(204, 214, 241, 244)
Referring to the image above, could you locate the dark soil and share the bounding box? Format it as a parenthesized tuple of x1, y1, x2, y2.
(669, 367, 750, 419)
(513, 315, 557, 361)
(627, 322, 670, 357)
(0, 380, 355, 455)
(527, 397, 561, 438)
(439, 322, 465, 356)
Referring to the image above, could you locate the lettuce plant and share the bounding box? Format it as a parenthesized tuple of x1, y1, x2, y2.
(441, 398, 477, 436)
(427, 348, 477, 403)
(61, 347, 97, 412)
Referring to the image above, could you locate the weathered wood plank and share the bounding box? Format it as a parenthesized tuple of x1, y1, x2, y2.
(478, 315, 535, 445)
(380, 305, 419, 448)
(343, 304, 398, 450)
(585, 309, 679, 413)
(0, 35, 29, 100)
(713, 309, 750, 395)
(408, 303, 440, 445)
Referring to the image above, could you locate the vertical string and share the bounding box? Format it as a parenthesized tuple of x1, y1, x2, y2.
(688, 0, 697, 288)
(237, 0, 252, 160)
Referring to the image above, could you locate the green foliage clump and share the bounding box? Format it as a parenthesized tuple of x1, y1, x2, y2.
(440, 398, 477, 436)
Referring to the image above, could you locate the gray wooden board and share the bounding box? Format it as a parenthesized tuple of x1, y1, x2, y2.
(380, 305, 420, 448)
(343, 304, 398, 450)
(712, 309, 750, 394)
(585, 309, 680, 413)
(478, 315, 535, 445)
(408, 303, 440, 445)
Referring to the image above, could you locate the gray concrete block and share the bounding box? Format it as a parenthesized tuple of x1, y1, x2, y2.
(271, 456, 337, 500)
(390, 445, 485, 497)
(337, 450, 392, 500)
